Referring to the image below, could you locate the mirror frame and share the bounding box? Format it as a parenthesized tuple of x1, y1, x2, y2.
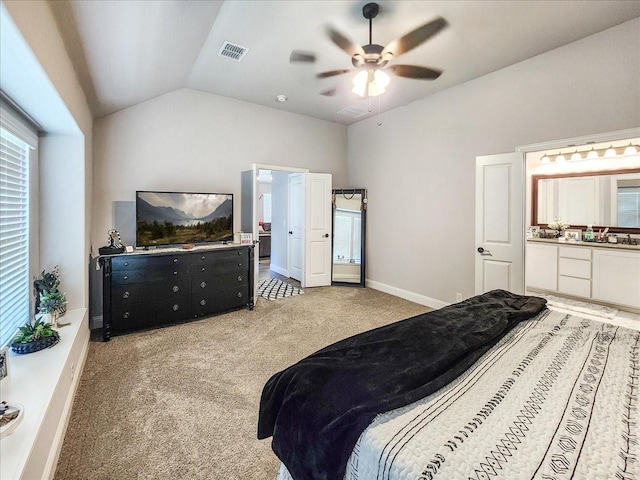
(531, 167, 640, 234)
(331, 188, 366, 287)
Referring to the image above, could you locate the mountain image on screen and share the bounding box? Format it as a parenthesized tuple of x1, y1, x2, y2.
(136, 192, 233, 246)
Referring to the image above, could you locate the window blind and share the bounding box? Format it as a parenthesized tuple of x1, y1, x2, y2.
(0, 101, 36, 347)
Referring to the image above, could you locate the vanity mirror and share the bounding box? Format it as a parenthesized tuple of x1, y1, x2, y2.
(332, 189, 366, 287)
(531, 167, 640, 233)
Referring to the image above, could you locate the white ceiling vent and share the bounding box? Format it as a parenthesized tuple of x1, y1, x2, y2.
(218, 41, 249, 62)
(336, 105, 371, 119)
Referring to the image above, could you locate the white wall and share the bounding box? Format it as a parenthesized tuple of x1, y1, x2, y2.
(2, 0, 93, 309)
(348, 18, 640, 305)
(92, 88, 347, 248)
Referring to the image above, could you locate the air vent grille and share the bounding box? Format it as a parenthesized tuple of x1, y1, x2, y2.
(218, 41, 249, 62)
(336, 105, 370, 119)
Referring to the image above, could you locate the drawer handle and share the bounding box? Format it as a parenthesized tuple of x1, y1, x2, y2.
(172, 285, 179, 293)
(123, 311, 130, 319)
(201, 267, 206, 272)
(200, 281, 206, 288)
(173, 258, 178, 263)
(124, 262, 129, 267)
(200, 299, 206, 306)
(123, 291, 130, 299)
(123, 275, 129, 280)
(237, 251, 242, 256)
(173, 304, 179, 311)
(238, 262, 243, 267)
(237, 275, 243, 282)
(237, 292, 243, 298)
(201, 255, 206, 260)
(173, 271, 178, 275)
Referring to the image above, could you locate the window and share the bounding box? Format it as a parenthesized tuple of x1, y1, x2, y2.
(262, 193, 272, 223)
(0, 102, 37, 347)
(618, 185, 640, 228)
(333, 208, 361, 263)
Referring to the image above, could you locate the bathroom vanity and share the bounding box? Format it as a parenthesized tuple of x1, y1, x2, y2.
(526, 238, 640, 310)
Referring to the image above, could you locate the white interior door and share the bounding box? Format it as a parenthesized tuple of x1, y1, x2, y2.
(304, 173, 332, 287)
(475, 152, 524, 295)
(288, 173, 304, 282)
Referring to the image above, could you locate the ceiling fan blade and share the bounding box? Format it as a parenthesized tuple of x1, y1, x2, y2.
(317, 69, 352, 79)
(387, 64, 442, 80)
(326, 25, 365, 57)
(381, 17, 448, 58)
(290, 50, 316, 63)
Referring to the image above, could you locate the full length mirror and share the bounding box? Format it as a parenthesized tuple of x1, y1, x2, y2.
(332, 189, 366, 287)
(532, 168, 640, 233)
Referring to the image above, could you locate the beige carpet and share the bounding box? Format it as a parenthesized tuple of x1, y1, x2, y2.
(54, 286, 429, 480)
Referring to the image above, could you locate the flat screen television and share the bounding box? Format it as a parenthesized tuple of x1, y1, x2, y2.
(136, 191, 233, 247)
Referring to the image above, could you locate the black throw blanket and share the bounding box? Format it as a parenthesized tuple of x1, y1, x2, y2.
(257, 289, 547, 480)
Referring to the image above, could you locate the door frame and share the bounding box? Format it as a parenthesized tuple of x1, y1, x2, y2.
(514, 127, 640, 293)
(251, 164, 308, 288)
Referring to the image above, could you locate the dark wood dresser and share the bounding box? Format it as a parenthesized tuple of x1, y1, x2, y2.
(100, 245, 254, 340)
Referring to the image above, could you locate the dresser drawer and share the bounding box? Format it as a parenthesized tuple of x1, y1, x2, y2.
(110, 267, 188, 285)
(191, 286, 249, 317)
(558, 257, 591, 279)
(112, 254, 185, 272)
(111, 299, 189, 333)
(189, 248, 249, 266)
(558, 275, 591, 298)
(190, 258, 248, 275)
(558, 246, 591, 260)
(112, 280, 189, 305)
(191, 271, 249, 294)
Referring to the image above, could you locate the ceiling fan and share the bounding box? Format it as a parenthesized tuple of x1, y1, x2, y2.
(290, 2, 448, 97)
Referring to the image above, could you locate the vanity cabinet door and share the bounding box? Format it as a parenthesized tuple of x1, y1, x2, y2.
(526, 243, 558, 292)
(592, 249, 640, 309)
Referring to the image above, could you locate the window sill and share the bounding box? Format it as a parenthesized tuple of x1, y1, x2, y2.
(0, 308, 89, 480)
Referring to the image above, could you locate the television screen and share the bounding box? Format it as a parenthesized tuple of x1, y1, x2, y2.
(136, 191, 233, 247)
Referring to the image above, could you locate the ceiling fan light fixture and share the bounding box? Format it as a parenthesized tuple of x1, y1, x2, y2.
(352, 70, 369, 97)
(352, 69, 390, 97)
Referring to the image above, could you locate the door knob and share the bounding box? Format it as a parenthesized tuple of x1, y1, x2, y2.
(323, 233, 329, 238)
(289, 231, 293, 235)
(477, 247, 492, 256)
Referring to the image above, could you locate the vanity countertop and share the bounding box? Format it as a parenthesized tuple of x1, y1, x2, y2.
(527, 237, 640, 251)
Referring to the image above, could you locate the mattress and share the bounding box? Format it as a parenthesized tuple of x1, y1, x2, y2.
(277, 309, 639, 480)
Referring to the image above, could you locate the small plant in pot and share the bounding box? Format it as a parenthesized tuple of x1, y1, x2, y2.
(33, 266, 68, 325)
(11, 317, 60, 355)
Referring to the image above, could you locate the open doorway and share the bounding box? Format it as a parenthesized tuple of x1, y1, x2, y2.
(256, 169, 301, 288)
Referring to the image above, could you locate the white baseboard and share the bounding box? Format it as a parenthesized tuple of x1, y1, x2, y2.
(366, 279, 450, 310)
(270, 263, 288, 278)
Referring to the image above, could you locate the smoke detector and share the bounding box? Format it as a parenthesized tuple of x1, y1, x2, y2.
(276, 95, 288, 103)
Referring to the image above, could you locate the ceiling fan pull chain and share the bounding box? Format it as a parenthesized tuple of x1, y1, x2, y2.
(368, 96, 373, 113)
(377, 95, 382, 127)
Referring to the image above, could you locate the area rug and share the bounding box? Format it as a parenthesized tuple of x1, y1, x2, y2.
(258, 278, 304, 301)
(535, 292, 619, 319)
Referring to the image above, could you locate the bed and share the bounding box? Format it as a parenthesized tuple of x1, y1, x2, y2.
(258, 290, 638, 480)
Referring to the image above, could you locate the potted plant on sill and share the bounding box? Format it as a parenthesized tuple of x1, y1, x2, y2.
(10, 317, 60, 355)
(33, 266, 68, 327)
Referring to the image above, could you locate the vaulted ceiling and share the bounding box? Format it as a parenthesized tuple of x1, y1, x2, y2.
(50, 0, 640, 124)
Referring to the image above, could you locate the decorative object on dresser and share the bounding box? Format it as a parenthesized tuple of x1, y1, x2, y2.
(99, 245, 254, 341)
